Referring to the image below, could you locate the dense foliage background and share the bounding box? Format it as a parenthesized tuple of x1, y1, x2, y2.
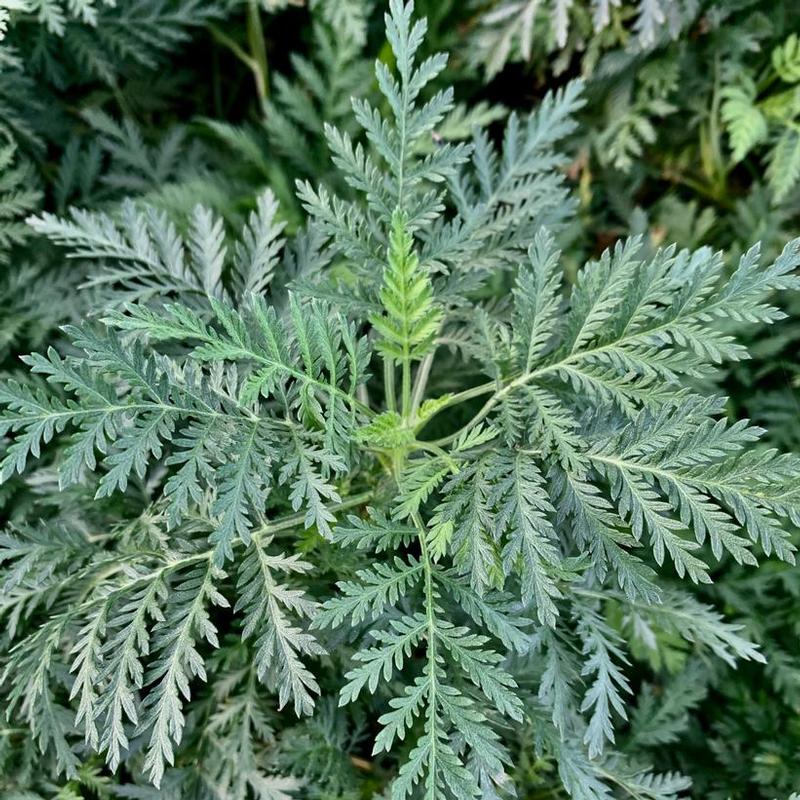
(1, 1, 799, 798)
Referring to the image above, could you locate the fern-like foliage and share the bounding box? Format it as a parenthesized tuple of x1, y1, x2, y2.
(1, 293, 369, 559)
(0, 127, 41, 262)
(28, 188, 286, 307)
(720, 30, 800, 202)
(2, 1, 800, 799)
(296, 0, 584, 313)
(6, 0, 224, 85)
(471, 0, 702, 77)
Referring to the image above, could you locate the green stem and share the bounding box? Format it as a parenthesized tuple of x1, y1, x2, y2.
(412, 509, 439, 777)
(414, 514, 436, 617)
(402, 358, 412, 419)
(412, 380, 496, 438)
(703, 53, 728, 197)
(209, 3, 269, 108)
(246, 0, 270, 105)
(661, 168, 736, 211)
(385, 359, 397, 412)
(425, 380, 496, 414)
(254, 490, 374, 538)
(410, 352, 434, 421)
(414, 441, 459, 471)
(427, 389, 498, 447)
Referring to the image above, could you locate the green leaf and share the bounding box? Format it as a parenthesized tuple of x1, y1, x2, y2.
(370, 209, 443, 363)
(721, 80, 768, 162)
(235, 536, 324, 716)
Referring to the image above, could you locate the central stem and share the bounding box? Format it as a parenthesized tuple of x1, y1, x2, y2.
(412, 508, 438, 769)
(415, 512, 437, 626)
(385, 359, 397, 412)
(401, 358, 412, 419)
(392, 357, 437, 670)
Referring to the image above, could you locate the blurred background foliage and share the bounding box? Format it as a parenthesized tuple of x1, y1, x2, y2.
(0, 0, 798, 797)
